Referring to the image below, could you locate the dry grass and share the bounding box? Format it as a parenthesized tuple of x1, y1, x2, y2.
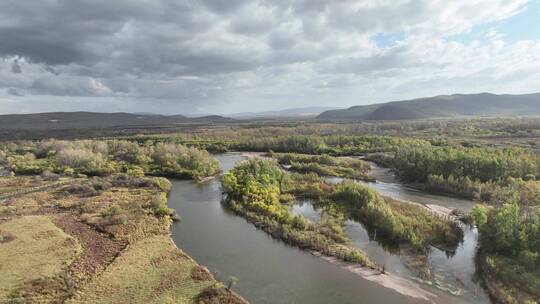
(0, 176, 43, 195)
(0, 216, 82, 302)
(0, 175, 238, 304)
(0, 176, 68, 197)
(68, 235, 217, 304)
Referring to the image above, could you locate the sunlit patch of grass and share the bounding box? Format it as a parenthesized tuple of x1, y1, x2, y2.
(69, 235, 217, 304)
(0, 216, 82, 302)
(76, 187, 171, 241)
(0, 175, 234, 303)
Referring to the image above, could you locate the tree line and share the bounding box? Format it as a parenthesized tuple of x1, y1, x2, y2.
(0, 139, 220, 180)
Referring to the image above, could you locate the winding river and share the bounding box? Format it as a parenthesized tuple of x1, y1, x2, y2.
(168, 153, 490, 304)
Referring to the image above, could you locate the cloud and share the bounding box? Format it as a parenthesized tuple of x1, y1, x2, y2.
(30, 76, 113, 96)
(6, 88, 23, 96)
(11, 59, 21, 73)
(0, 0, 537, 114)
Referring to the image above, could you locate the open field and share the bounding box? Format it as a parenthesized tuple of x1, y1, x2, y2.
(0, 216, 82, 301)
(0, 174, 246, 304)
(69, 235, 216, 304)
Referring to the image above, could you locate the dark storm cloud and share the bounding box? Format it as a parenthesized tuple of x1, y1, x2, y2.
(0, 0, 214, 66)
(0, 1, 131, 65)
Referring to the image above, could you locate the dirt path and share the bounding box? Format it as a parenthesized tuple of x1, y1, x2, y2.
(53, 213, 127, 280)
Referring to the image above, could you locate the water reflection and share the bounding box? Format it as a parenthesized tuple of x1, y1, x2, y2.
(169, 153, 490, 304)
(169, 153, 428, 304)
(292, 162, 490, 303)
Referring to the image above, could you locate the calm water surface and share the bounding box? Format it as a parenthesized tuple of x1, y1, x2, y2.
(169, 153, 489, 304)
(295, 162, 490, 303)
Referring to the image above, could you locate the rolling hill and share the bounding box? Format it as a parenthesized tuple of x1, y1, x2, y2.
(317, 92, 540, 120)
(0, 112, 233, 130)
(231, 107, 340, 119)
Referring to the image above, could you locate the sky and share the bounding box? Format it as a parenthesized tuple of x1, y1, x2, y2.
(0, 0, 539, 115)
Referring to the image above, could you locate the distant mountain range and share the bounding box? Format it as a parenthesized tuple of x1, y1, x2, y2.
(230, 107, 339, 118)
(0, 112, 233, 130)
(318, 92, 540, 120)
(2, 92, 539, 132)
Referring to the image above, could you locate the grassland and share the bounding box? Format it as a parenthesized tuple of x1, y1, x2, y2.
(68, 235, 217, 304)
(0, 216, 82, 301)
(0, 175, 247, 304)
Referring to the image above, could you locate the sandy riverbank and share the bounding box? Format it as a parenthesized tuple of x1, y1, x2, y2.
(313, 252, 442, 302)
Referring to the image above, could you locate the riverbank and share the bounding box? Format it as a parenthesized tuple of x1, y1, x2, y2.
(314, 253, 439, 302)
(476, 251, 539, 304)
(240, 151, 268, 159)
(242, 152, 494, 302)
(223, 158, 378, 266)
(169, 153, 445, 304)
(0, 174, 247, 303)
(221, 156, 475, 302)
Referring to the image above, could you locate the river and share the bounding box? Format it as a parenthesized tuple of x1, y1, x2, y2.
(168, 153, 490, 304)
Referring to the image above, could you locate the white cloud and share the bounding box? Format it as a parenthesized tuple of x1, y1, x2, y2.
(0, 0, 537, 114)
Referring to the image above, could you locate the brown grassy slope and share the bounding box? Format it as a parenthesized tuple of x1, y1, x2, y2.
(0, 175, 248, 304)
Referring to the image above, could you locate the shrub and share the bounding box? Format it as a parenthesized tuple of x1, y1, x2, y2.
(150, 177, 172, 193)
(63, 167, 75, 176)
(291, 215, 308, 230)
(62, 183, 99, 197)
(2, 139, 220, 181)
(150, 192, 174, 218)
(191, 265, 213, 281)
(279, 193, 295, 204)
(0, 150, 7, 166)
(151, 142, 220, 179)
(41, 170, 60, 181)
(90, 178, 112, 191)
(518, 250, 540, 267)
(126, 165, 145, 177)
(100, 203, 124, 218)
(56, 148, 109, 175)
(524, 174, 536, 181)
(108, 140, 147, 163)
(98, 204, 128, 227)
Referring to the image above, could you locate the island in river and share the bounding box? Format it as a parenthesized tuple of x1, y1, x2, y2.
(170, 153, 492, 304)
